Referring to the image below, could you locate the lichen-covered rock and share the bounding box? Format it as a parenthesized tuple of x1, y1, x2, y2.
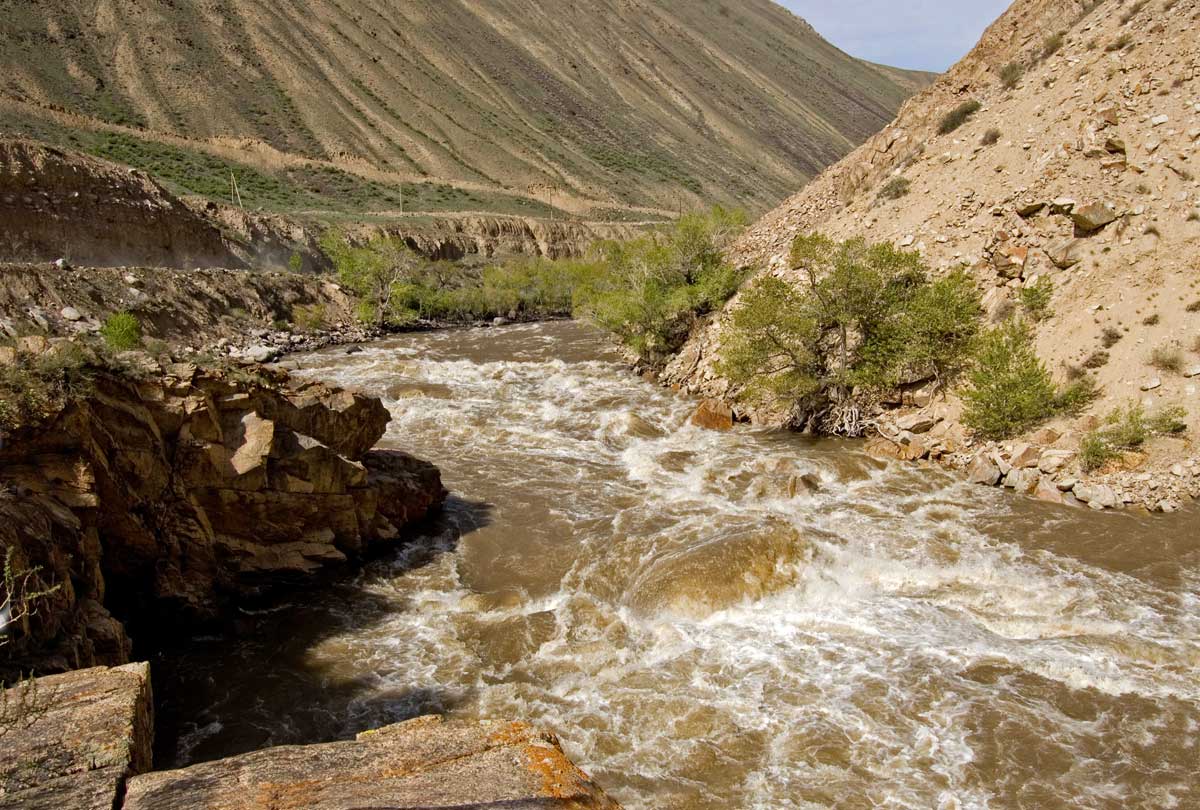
(0, 663, 153, 810)
(123, 715, 620, 810)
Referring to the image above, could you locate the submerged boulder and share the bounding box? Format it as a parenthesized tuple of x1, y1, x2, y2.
(690, 399, 734, 431)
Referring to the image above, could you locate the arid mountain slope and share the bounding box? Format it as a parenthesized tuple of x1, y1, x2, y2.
(0, 0, 930, 218)
(668, 0, 1200, 508)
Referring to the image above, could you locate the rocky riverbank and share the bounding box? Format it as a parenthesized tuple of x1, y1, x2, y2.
(0, 336, 445, 674)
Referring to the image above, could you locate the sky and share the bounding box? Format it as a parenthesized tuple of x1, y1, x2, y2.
(777, 1, 1012, 72)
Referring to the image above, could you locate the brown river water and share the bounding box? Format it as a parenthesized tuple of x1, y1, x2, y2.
(157, 321, 1200, 809)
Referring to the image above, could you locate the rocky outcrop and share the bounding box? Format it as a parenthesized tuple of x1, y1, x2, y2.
(0, 663, 154, 810)
(0, 263, 357, 350)
(0, 141, 242, 269)
(123, 715, 619, 810)
(0, 344, 444, 673)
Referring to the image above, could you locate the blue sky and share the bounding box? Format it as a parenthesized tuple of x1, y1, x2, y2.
(777, 1, 1012, 72)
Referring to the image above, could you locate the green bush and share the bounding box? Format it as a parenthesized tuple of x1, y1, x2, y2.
(1019, 277, 1054, 321)
(575, 206, 749, 364)
(1042, 32, 1065, 58)
(717, 235, 981, 434)
(938, 100, 982, 135)
(961, 319, 1058, 439)
(999, 62, 1024, 89)
(1080, 402, 1188, 470)
(877, 177, 911, 202)
(100, 312, 142, 351)
(0, 343, 96, 431)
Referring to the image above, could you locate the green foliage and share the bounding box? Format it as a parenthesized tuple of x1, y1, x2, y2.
(939, 100, 982, 135)
(877, 177, 911, 202)
(574, 207, 749, 364)
(961, 319, 1058, 439)
(292, 303, 329, 332)
(999, 62, 1024, 89)
(0, 344, 96, 432)
(1053, 375, 1099, 415)
(1080, 402, 1188, 471)
(320, 231, 427, 326)
(100, 312, 142, 351)
(1019, 277, 1054, 321)
(1042, 32, 1066, 58)
(287, 252, 304, 273)
(717, 235, 981, 433)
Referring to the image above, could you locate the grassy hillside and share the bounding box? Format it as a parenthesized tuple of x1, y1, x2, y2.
(0, 0, 926, 219)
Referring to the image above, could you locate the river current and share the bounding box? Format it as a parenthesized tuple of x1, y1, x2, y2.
(158, 321, 1200, 809)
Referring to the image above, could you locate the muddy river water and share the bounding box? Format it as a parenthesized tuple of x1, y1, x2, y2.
(158, 321, 1200, 809)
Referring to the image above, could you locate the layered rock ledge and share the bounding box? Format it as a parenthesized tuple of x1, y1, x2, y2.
(1, 345, 445, 673)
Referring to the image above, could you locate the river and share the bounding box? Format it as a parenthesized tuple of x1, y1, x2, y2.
(156, 321, 1200, 810)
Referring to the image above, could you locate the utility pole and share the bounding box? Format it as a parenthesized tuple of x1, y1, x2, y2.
(230, 170, 244, 210)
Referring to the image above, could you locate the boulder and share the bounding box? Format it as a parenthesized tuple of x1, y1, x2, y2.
(1046, 238, 1085, 269)
(690, 399, 734, 432)
(1004, 468, 1040, 495)
(896, 412, 938, 434)
(1009, 443, 1041, 469)
(241, 345, 282, 364)
(122, 716, 620, 810)
(1038, 450, 1074, 474)
(1073, 482, 1118, 509)
(1050, 197, 1077, 215)
(1071, 202, 1119, 232)
(0, 663, 153, 810)
(1141, 378, 1162, 391)
(60, 306, 83, 322)
(967, 455, 1002, 486)
(1015, 200, 1046, 217)
(1033, 477, 1065, 504)
(866, 435, 927, 462)
(993, 243, 1029, 278)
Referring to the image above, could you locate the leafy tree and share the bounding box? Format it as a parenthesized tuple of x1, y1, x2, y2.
(961, 319, 1058, 439)
(575, 206, 748, 364)
(718, 235, 981, 434)
(319, 230, 427, 326)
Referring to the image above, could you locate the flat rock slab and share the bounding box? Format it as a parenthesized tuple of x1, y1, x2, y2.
(124, 715, 621, 810)
(0, 662, 153, 810)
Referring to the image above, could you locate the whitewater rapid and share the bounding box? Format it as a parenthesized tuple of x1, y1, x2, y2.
(160, 321, 1200, 810)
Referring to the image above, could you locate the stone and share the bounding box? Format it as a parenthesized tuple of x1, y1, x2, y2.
(866, 435, 928, 462)
(1104, 136, 1127, 154)
(1141, 377, 1162, 391)
(1005, 468, 1040, 494)
(1015, 200, 1046, 217)
(1071, 202, 1119, 232)
(1009, 443, 1041, 469)
(1050, 197, 1077, 215)
(123, 716, 620, 810)
(1047, 238, 1085, 269)
(0, 663, 153, 810)
(60, 306, 82, 321)
(0, 345, 16, 366)
(896, 412, 938, 434)
(1034, 477, 1065, 504)
(690, 399, 734, 431)
(242, 344, 281, 363)
(1151, 114, 1169, 127)
(967, 455, 1002, 486)
(993, 243, 1029, 278)
(1030, 428, 1062, 445)
(1073, 482, 1119, 509)
(1183, 365, 1200, 379)
(1039, 450, 1075, 474)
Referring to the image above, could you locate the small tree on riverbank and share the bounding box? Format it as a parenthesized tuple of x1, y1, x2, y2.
(575, 206, 749, 364)
(718, 234, 981, 434)
(319, 230, 427, 326)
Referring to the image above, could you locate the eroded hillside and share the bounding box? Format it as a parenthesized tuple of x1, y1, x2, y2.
(667, 0, 1200, 510)
(0, 0, 931, 219)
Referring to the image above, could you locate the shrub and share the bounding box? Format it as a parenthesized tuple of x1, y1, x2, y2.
(1054, 375, 1098, 415)
(718, 236, 980, 434)
(1042, 32, 1065, 58)
(576, 206, 749, 364)
(981, 128, 1002, 146)
(939, 100, 982, 135)
(1080, 402, 1188, 470)
(1106, 33, 1133, 52)
(1150, 344, 1185, 373)
(877, 177, 911, 201)
(292, 303, 329, 331)
(1101, 326, 1123, 348)
(1019, 277, 1054, 321)
(1188, 300, 1200, 313)
(320, 230, 428, 326)
(287, 251, 304, 273)
(999, 62, 1024, 89)
(1084, 350, 1110, 369)
(962, 319, 1058, 439)
(99, 312, 142, 351)
(0, 343, 96, 431)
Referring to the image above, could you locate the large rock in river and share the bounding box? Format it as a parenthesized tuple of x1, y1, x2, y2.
(123, 715, 620, 810)
(0, 663, 153, 810)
